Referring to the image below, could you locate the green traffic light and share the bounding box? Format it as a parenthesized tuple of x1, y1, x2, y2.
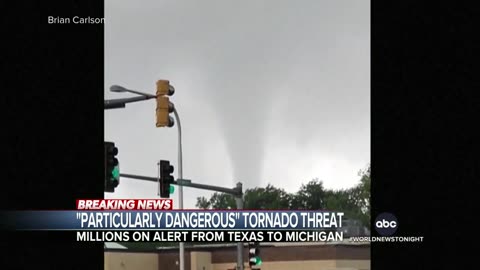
(112, 166, 120, 179)
(169, 185, 175, 194)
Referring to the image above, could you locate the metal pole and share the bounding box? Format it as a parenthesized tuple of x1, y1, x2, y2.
(120, 172, 245, 270)
(120, 173, 242, 196)
(157, 161, 161, 196)
(235, 182, 244, 270)
(104, 95, 154, 109)
(173, 108, 185, 270)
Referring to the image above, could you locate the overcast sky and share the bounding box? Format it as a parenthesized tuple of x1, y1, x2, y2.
(104, 0, 370, 209)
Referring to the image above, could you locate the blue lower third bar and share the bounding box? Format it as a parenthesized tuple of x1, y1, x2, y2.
(0, 210, 344, 231)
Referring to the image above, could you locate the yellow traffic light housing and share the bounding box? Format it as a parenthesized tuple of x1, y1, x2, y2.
(156, 80, 175, 127)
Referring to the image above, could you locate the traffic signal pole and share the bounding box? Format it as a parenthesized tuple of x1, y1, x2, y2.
(120, 173, 243, 197)
(106, 81, 189, 269)
(235, 182, 244, 270)
(119, 173, 245, 270)
(173, 107, 185, 270)
(107, 82, 245, 270)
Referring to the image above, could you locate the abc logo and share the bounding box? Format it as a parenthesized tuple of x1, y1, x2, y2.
(374, 213, 398, 236)
(376, 219, 397, 228)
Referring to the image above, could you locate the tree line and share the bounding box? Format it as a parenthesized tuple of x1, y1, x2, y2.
(196, 164, 371, 227)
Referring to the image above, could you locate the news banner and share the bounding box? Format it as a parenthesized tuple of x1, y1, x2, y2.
(1, 199, 346, 243)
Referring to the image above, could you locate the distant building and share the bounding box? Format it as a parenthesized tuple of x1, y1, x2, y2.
(105, 240, 370, 270)
(338, 218, 371, 237)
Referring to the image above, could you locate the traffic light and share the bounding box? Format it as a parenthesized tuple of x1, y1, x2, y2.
(159, 160, 175, 198)
(248, 242, 262, 267)
(104, 142, 120, 192)
(156, 80, 175, 127)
